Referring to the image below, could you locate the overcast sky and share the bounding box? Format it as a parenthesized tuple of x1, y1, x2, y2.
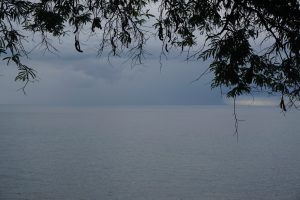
(0, 25, 281, 106)
(0, 31, 229, 106)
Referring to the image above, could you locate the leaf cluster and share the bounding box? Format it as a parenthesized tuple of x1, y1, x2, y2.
(1, 0, 300, 107)
(156, 0, 300, 108)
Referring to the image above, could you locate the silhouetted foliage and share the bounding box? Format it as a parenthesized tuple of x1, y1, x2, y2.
(1, 0, 300, 107)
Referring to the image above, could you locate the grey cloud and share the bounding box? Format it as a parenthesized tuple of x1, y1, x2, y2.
(0, 33, 225, 106)
(71, 58, 129, 82)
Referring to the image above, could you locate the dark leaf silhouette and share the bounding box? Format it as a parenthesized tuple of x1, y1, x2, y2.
(0, 0, 300, 108)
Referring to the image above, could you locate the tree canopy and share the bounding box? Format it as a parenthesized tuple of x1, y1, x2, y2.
(1, 0, 300, 108)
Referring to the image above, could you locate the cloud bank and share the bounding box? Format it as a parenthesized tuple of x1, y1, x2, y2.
(0, 37, 224, 105)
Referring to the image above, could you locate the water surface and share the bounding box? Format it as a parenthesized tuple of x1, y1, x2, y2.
(0, 105, 299, 200)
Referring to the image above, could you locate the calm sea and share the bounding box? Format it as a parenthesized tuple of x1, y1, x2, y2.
(0, 105, 299, 200)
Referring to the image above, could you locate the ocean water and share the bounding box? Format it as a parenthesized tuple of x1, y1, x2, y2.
(0, 105, 299, 200)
